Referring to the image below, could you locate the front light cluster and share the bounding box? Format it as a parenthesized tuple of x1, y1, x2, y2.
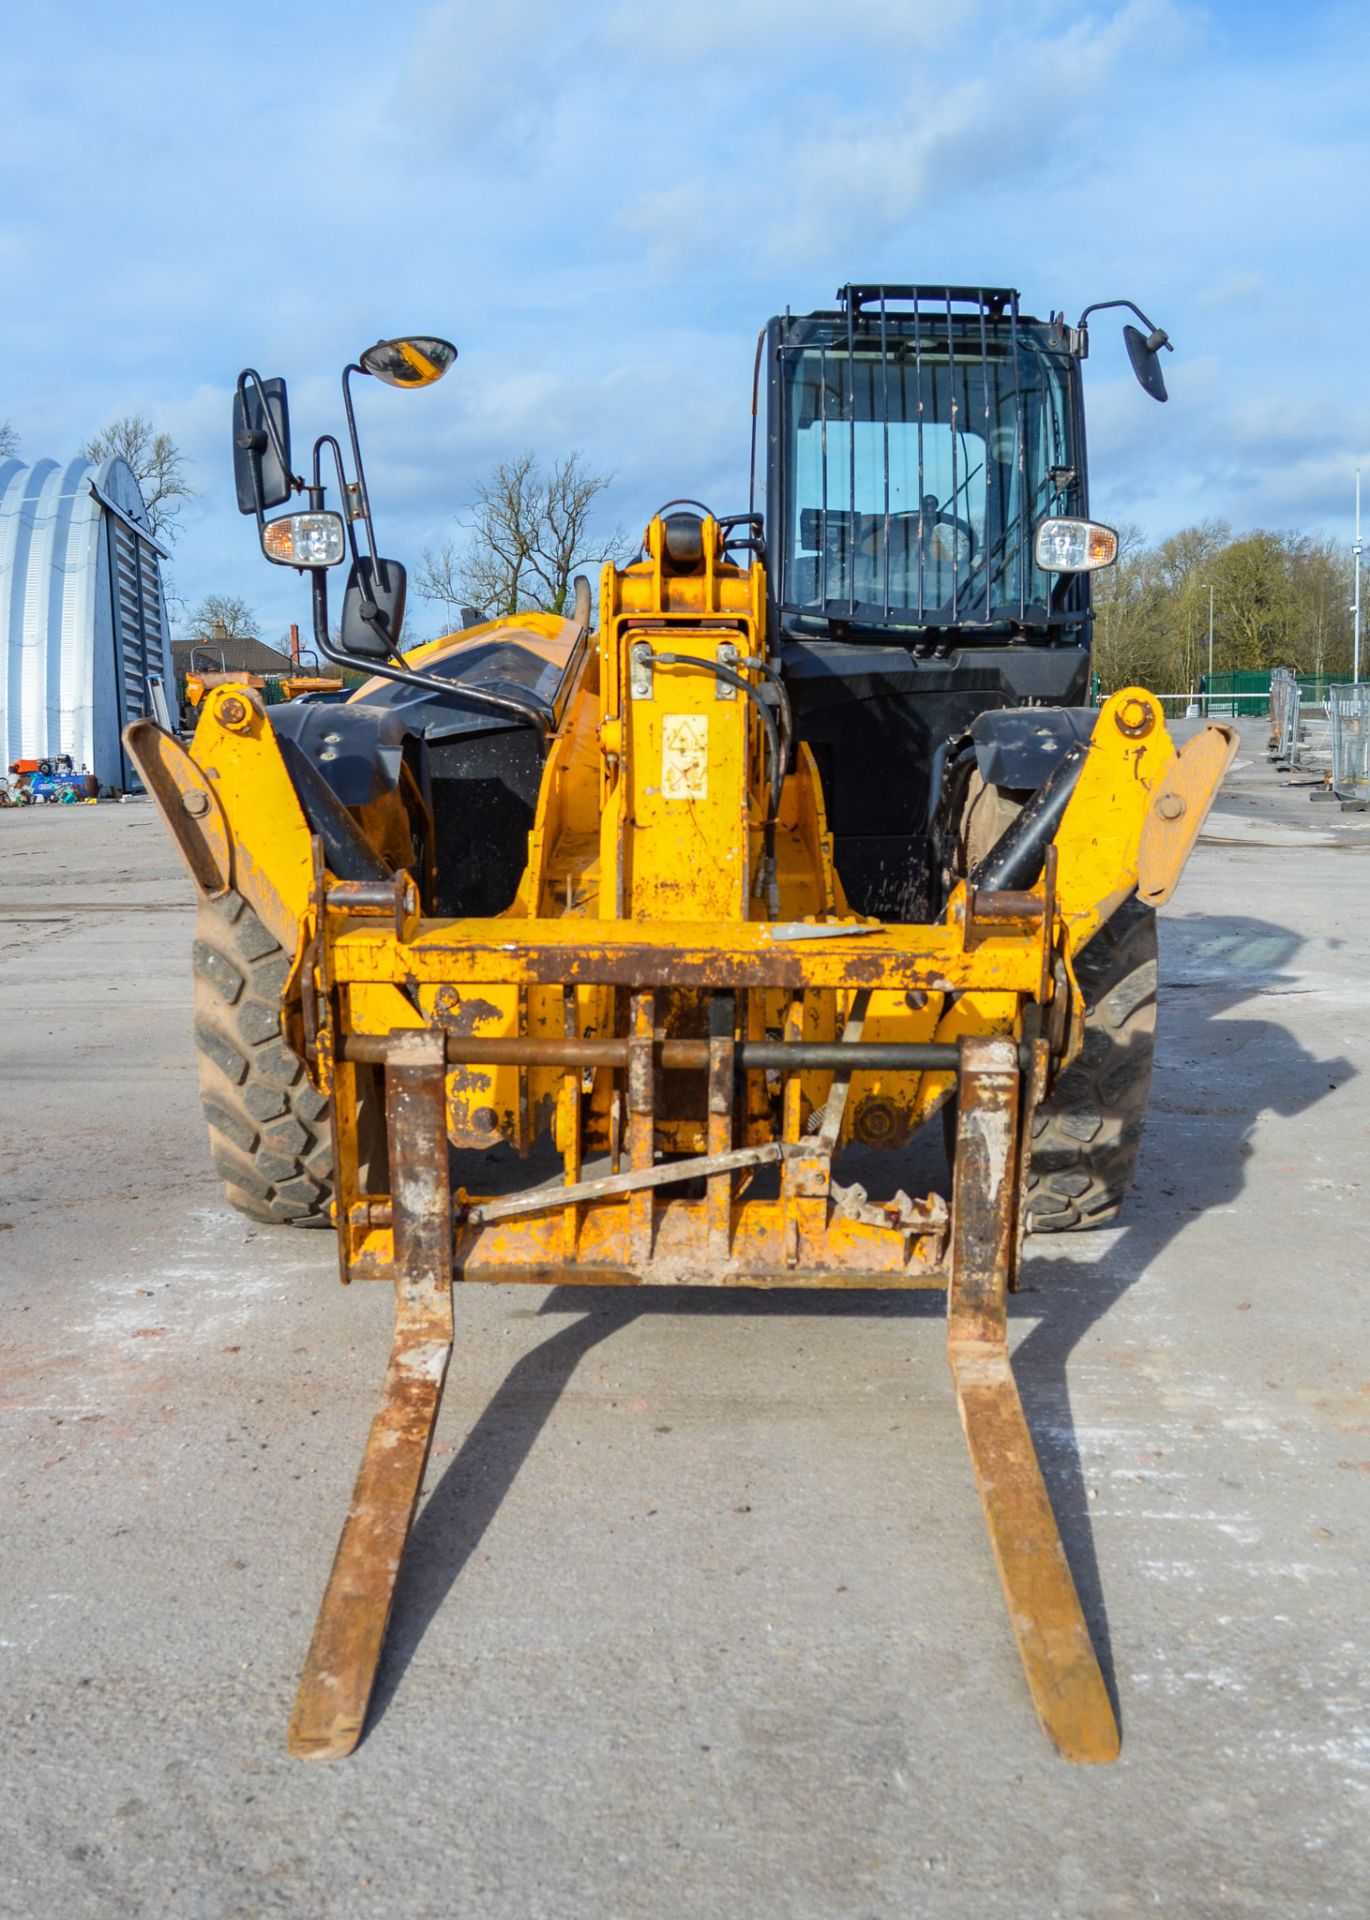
(261, 512, 346, 568)
(1034, 518, 1119, 573)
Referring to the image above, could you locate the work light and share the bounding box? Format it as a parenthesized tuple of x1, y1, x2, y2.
(1034, 518, 1118, 572)
(261, 512, 347, 568)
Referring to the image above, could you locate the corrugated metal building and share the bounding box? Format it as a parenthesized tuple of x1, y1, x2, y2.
(0, 454, 169, 790)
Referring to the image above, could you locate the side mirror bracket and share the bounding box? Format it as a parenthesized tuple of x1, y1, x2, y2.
(1076, 299, 1174, 403)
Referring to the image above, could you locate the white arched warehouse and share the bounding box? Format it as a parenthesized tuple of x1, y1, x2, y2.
(0, 453, 169, 791)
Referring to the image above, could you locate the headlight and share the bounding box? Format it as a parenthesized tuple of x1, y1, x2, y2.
(1034, 518, 1118, 573)
(261, 512, 347, 568)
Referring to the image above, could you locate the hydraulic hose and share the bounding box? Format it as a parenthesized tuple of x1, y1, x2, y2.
(735, 655, 794, 786)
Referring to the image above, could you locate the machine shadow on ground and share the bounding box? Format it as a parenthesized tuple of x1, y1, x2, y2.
(368, 910, 1350, 1740)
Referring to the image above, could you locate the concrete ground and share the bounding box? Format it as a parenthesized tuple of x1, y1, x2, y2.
(1, 721, 1367, 1919)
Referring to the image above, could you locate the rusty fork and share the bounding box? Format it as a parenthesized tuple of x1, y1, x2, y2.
(946, 1036, 1119, 1764)
(288, 1025, 1119, 1764)
(288, 1030, 455, 1761)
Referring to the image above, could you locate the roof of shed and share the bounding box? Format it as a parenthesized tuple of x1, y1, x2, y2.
(171, 635, 297, 676)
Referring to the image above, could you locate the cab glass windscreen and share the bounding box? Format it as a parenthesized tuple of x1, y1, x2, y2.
(781, 321, 1075, 626)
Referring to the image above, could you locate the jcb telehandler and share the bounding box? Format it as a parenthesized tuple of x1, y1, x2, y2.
(127, 289, 1236, 1763)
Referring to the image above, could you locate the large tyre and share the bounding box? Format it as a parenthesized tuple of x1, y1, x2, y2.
(191, 893, 335, 1226)
(1024, 894, 1157, 1232)
(952, 770, 1158, 1233)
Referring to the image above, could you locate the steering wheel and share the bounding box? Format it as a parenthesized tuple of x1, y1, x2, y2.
(851, 501, 976, 587)
(871, 497, 976, 562)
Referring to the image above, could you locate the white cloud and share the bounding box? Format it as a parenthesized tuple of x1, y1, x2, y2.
(389, 0, 591, 154)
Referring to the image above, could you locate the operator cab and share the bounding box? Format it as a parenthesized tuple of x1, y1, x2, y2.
(767, 286, 1091, 645)
(762, 285, 1166, 922)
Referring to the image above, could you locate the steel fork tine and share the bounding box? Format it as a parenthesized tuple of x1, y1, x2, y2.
(288, 1031, 453, 1760)
(946, 1036, 1120, 1764)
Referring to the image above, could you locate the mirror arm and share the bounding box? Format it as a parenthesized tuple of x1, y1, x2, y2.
(311, 434, 363, 571)
(309, 569, 551, 739)
(312, 632, 554, 738)
(1075, 299, 1174, 353)
(310, 566, 333, 673)
(295, 351, 550, 738)
(340, 364, 383, 581)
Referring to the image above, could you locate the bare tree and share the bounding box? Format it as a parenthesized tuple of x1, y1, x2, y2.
(82, 414, 194, 542)
(417, 451, 627, 619)
(185, 593, 259, 642)
(414, 540, 485, 625)
(160, 574, 188, 635)
(0, 420, 18, 459)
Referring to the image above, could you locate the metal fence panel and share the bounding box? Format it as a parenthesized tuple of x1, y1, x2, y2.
(1266, 679, 1289, 760)
(1329, 684, 1370, 807)
(1268, 667, 1297, 752)
(1297, 700, 1333, 774)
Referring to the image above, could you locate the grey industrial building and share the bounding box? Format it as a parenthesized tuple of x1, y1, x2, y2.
(0, 453, 169, 790)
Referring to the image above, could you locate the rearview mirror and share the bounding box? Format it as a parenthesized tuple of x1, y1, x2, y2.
(233, 376, 293, 513)
(1123, 324, 1169, 404)
(340, 556, 407, 660)
(358, 336, 457, 389)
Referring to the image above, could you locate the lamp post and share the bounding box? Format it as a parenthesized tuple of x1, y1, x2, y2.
(1200, 581, 1215, 707)
(1353, 470, 1362, 687)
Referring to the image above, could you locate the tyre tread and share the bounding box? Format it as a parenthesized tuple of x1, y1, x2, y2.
(1026, 896, 1158, 1233)
(192, 894, 334, 1227)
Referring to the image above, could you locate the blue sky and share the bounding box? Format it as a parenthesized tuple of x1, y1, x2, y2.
(3, 0, 1367, 642)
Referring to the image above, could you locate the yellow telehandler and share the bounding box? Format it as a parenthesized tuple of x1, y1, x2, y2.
(126, 290, 1235, 1764)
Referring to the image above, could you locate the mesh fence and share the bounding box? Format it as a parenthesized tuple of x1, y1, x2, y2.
(1329, 684, 1370, 806)
(1273, 681, 1300, 765)
(1270, 679, 1334, 774)
(1268, 668, 1298, 749)
(1298, 699, 1333, 775)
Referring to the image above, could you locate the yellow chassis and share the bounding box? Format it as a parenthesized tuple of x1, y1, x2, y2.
(126, 517, 1236, 1765)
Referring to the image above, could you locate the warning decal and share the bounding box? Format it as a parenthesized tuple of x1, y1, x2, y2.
(661, 713, 708, 800)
